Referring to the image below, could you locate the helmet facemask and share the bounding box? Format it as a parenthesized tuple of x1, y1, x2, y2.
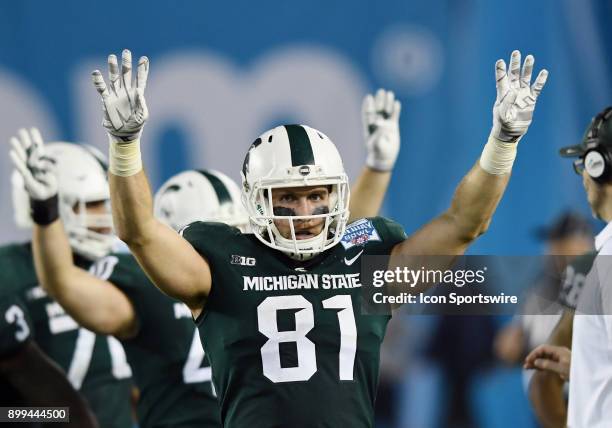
(244, 171, 350, 261)
(61, 196, 116, 261)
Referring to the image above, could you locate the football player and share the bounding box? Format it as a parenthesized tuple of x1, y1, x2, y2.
(9, 132, 221, 428)
(0, 292, 98, 428)
(525, 106, 612, 427)
(11, 81, 400, 427)
(1, 135, 132, 428)
(84, 48, 547, 427)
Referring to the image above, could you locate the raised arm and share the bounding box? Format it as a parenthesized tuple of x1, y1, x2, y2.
(9, 129, 137, 338)
(349, 89, 401, 220)
(91, 50, 211, 312)
(392, 51, 548, 257)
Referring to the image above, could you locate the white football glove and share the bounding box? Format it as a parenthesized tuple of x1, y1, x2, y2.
(491, 50, 548, 142)
(9, 127, 58, 201)
(362, 88, 401, 171)
(91, 49, 149, 142)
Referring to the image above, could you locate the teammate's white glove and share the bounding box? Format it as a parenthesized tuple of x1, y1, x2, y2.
(362, 89, 401, 171)
(91, 49, 149, 142)
(9, 128, 60, 225)
(491, 50, 548, 142)
(9, 128, 58, 201)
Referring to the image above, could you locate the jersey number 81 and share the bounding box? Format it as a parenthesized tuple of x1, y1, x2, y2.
(257, 295, 357, 383)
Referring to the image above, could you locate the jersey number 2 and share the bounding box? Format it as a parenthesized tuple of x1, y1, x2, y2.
(257, 295, 357, 383)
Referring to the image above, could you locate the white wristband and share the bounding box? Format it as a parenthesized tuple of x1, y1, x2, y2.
(109, 136, 142, 177)
(479, 133, 520, 175)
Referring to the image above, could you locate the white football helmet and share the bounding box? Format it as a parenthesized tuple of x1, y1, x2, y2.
(12, 142, 115, 260)
(154, 169, 249, 232)
(241, 124, 350, 260)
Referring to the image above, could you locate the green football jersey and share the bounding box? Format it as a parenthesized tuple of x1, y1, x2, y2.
(0, 292, 51, 427)
(182, 217, 406, 428)
(0, 293, 32, 358)
(558, 251, 597, 310)
(0, 242, 133, 428)
(92, 252, 220, 428)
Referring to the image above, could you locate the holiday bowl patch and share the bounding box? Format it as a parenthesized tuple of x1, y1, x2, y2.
(341, 218, 381, 249)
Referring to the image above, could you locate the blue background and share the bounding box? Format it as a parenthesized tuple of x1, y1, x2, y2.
(1, 0, 610, 251)
(1, 1, 610, 427)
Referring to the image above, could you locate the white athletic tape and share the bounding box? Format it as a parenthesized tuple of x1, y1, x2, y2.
(109, 137, 142, 177)
(479, 133, 520, 175)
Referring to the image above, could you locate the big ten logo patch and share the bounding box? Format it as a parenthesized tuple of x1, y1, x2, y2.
(231, 255, 256, 267)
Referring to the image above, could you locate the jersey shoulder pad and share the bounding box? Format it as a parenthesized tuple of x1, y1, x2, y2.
(180, 221, 243, 260)
(92, 252, 147, 289)
(0, 242, 37, 294)
(340, 216, 406, 253)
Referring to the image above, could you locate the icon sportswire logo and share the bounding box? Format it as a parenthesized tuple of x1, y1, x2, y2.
(344, 250, 364, 266)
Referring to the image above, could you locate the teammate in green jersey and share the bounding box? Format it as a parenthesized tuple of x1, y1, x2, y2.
(9, 133, 222, 427)
(85, 49, 547, 426)
(0, 290, 99, 428)
(2, 137, 132, 428)
(0, 243, 133, 427)
(524, 251, 596, 426)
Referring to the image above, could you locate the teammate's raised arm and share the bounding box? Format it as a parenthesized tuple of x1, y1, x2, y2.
(90, 50, 211, 312)
(9, 129, 137, 338)
(392, 50, 548, 257)
(349, 89, 401, 220)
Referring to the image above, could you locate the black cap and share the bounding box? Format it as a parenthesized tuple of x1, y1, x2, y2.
(534, 211, 593, 241)
(559, 106, 612, 158)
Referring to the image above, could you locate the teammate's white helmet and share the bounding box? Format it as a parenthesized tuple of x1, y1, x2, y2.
(241, 124, 350, 260)
(154, 169, 248, 232)
(11, 142, 115, 260)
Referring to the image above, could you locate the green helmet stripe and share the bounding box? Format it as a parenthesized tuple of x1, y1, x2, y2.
(285, 125, 315, 166)
(196, 170, 232, 204)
